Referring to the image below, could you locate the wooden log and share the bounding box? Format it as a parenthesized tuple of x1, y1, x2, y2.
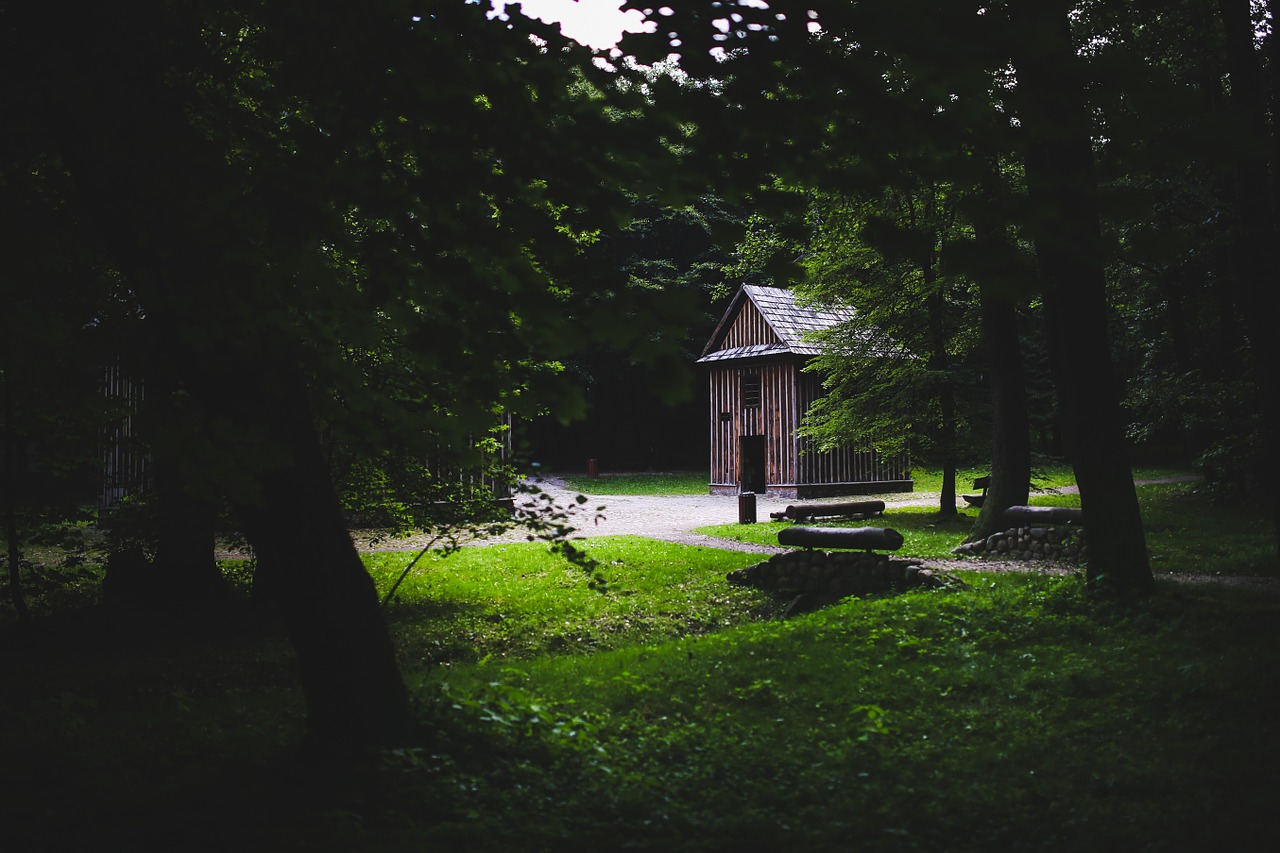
(768, 499, 886, 521)
(1002, 505, 1084, 525)
(777, 526, 905, 551)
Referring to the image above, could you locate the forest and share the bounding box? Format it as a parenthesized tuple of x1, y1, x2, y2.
(1, 1, 1277, 849)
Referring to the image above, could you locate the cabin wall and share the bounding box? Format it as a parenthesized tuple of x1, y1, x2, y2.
(101, 364, 149, 513)
(720, 301, 782, 350)
(708, 363, 912, 497)
(794, 372, 912, 495)
(707, 360, 799, 494)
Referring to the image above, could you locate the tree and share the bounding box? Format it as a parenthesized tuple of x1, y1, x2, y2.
(1211, 0, 1279, 554)
(630, 1, 1158, 589)
(2, 0, 684, 751)
(1007, 1, 1153, 590)
(799, 185, 985, 517)
(523, 196, 741, 471)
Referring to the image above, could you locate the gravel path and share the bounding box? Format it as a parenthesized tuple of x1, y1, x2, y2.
(359, 476, 934, 555)
(357, 474, 1278, 592)
(514, 476, 937, 553)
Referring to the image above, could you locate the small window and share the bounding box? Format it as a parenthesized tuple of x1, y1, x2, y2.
(742, 372, 761, 409)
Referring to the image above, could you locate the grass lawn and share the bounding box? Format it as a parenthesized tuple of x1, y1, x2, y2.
(555, 470, 708, 495)
(554, 464, 1193, 499)
(2, 475, 1276, 851)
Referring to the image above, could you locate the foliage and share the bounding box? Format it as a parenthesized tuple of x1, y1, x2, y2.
(5, 532, 1274, 849)
(521, 196, 742, 470)
(1, 0, 696, 528)
(799, 187, 986, 465)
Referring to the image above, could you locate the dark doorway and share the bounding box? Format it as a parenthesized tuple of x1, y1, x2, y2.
(739, 435, 766, 493)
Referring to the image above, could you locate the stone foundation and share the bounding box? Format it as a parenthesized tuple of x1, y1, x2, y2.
(952, 525, 1087, 563)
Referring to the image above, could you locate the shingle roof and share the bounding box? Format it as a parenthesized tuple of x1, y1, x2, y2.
(698, 285, 857, 362)
(696, 343, 793, 363)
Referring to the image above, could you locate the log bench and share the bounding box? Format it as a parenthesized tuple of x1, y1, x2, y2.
(1002, 505, 1084, 525)
(777, 525, 905, 552)
(769, 499, 886, 522)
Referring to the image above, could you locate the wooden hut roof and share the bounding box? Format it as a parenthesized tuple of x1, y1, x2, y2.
(698, 285, 856, 362)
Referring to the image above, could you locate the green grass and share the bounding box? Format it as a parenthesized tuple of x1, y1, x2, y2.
(1027, 482, 1277, 576)
(412, 577, 1278, 851)
(912, 463, 1196, 494)
(554, 464, 1194, 499)
(698, 505, 978, 559)
(911, 463, 1081, 494)
(697, 475, 1257, 576)
(2, 478, 1276, 851)
(555, 470, 708, 495)
(365, 538, 774, 666)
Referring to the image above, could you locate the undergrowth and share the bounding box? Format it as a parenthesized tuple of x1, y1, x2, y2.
(381, 576, 1279, 851)
(2, 472, 1276, 851)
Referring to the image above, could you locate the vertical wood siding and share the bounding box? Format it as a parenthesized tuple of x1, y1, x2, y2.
(101, 364, 149, 511)
(795, 372, 911, 486)
(703, 291, 910, 495)
(721, 301, 781, 349)
(708, 360, 798, 490)
(708, 359, 910, 494)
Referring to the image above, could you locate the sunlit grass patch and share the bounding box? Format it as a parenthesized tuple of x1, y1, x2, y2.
(365, 537, 776, 669)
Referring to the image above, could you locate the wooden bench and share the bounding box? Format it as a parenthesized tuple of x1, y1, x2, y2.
(777, 526, 905, 552)
(962, 476, 990, 507)
(769, 499, 886, 522)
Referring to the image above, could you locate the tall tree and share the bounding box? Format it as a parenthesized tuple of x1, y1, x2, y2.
(2, 0, 682, 750)
(800, 185, 983, 517)
(1007, 1, 1153, 590)
(1215, 0, 1280, 555)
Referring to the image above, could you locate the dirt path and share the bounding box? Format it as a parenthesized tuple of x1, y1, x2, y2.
(358, 474, 1277, 592)
(364, 475, 1184, 553)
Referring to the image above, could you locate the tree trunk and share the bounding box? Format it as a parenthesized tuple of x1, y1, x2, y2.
(969, 287, 1031, 542)
(151, 453, 227, 601)
(146, 336, 230, 602)
(1218, 0, 1280, 557)
(221, 363, 410, 754)
(1010, 1, 1153, 592)
(2, 370, 29, 619)
(925, 240, 958, 517)
(41, 2, 411, 750)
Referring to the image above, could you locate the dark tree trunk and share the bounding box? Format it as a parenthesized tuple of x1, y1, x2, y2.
(925, 244, 958, 517)
(42, 2, 411, 751)
(146, 331, 229, 602)
(2, 370, 28, 619)
(1010, 1, 1153, 592)
(219, 363, 410, 754)
(1218, 0, 1280, 557)
(969, 287, 1031, 542)
(150, 453, 227, 601)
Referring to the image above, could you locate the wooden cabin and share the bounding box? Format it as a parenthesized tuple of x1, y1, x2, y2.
(698, 285, 913, 499)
